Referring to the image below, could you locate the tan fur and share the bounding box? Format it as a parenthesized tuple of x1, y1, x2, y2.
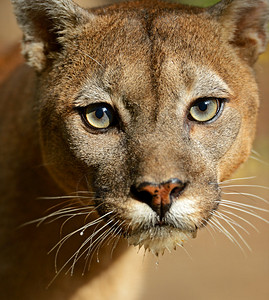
(0, 0, 268, 299)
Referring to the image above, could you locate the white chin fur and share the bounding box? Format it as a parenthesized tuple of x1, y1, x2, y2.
(127, 226, 196, 256)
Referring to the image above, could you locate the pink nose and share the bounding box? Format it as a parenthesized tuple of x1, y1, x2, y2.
(131, 178, 186, 221)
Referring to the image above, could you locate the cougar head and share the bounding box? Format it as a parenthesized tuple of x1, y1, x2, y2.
(12, 0, 269, 255)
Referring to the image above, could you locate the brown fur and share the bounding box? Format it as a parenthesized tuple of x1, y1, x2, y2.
(0, 0, 268, 299)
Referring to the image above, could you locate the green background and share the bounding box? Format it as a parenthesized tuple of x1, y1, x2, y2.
(176, 0, 220, 7)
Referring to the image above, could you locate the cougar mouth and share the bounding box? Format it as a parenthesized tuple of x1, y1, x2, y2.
(95, 185, 216, 256)
(126, 225, 197, 256)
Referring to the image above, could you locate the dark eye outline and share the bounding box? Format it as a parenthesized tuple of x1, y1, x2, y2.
(187, 98, 226, 123)
(78, 103, 117, 132)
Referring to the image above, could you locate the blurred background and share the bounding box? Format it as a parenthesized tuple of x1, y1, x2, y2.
(0, 0, 268, 299)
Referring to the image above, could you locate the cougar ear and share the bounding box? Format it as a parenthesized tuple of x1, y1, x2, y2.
(208, 0, 269, 65)
(11, 0, 94, 71)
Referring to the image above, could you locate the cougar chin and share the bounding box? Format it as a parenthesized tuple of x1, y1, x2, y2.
(127, 226, 196, 256)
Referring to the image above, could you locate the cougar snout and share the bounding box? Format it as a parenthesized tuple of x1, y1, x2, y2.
(131, 178, 187, 221)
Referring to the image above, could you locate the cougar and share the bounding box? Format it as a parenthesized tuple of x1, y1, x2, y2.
(0, 0, 268, 299)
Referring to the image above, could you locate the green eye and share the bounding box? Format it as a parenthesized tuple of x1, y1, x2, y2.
(189, 98, 221, 122)
(85, 105, 114, 129)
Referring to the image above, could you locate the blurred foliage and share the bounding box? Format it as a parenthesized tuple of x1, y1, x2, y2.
(174, 0, 220, 7)
(259, 45, 269, 63)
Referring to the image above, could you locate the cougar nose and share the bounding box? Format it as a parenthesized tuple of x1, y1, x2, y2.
(131, 178, 186, 221)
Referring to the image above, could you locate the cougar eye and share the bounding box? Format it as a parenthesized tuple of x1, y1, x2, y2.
(189, 98, 222, 122)
(84, 104, 114, 129)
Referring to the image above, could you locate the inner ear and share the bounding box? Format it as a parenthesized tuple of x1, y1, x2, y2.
(12, 0, 93, 71)
(26, 13, 64, 55)
(208, 0, 269, 65)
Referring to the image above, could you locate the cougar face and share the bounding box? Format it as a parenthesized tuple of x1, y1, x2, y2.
(9, 0, 268, 260)
(35, 3, 264, 255)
